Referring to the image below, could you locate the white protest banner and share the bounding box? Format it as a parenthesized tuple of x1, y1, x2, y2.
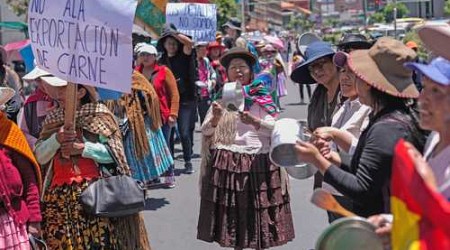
(166, 3, 217, 42)
(28, 0, 137, 93)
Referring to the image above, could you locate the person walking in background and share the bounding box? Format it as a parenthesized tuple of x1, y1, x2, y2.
(405, 41, 426, 92)
(198, 48, 295, 249)
(195, 42, 217, 125)
(157, 24, 198, 174)
(0, 87, 42, 250)
(0, 46, 23, 122)
(291, 51, 311, 104)
(222, 18, 247, 49)
(119, 71, 174, 189)
(207, 41, 227, 95)
(135, 42, 179, 188)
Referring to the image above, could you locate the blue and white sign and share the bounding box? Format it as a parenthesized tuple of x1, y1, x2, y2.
(166, 3, 217, 42)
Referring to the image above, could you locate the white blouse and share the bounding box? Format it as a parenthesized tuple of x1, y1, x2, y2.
(322, 98, 371, 196)
(202, 104, 276, 154)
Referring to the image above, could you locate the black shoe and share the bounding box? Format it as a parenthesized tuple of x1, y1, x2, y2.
(184, 162, 195, 174)
(191, 153, 201, 159)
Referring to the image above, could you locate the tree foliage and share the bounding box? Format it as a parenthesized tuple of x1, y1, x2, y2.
(382, 3, 409, 22)
(369, 12, 386, 24)
(287, 15, 313, 33)
(5, 0, 29, 17)
(212, 0, 238, 29)
(445, 0, 450, 16)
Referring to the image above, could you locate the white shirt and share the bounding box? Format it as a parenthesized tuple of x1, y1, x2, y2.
(423, 132, 450, 199)
(202, 104, 275, 154)
(322, 98, 371, 196)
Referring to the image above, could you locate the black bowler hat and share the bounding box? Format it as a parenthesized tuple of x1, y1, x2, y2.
(222, 17, 242, 31)
(337, 33, 373, 51)
(220, 47, 256, 69)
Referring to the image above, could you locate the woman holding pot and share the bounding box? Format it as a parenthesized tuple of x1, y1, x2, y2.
(197, 47, 295, 249)
(295, 37, 426, 217)
(319, 51, 372, 223)
(290, 41, 341, 190)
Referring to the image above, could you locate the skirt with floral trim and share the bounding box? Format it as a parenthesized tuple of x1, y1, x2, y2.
(42, 180, 120, 250)
(197, 149, 295, 249)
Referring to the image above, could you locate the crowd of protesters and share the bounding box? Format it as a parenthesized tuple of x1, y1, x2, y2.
(0, 9, 449, 249)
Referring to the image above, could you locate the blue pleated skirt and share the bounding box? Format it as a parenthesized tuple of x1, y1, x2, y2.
(124, 117, 173, 182)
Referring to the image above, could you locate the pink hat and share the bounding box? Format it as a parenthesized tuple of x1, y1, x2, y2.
(418, 24, 450, 61)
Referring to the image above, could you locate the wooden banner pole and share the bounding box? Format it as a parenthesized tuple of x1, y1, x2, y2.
(62, 82, 78, 159)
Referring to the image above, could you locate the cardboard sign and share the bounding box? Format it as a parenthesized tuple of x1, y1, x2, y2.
(27, 0, 137, 93)
(166, 3, 217, 42)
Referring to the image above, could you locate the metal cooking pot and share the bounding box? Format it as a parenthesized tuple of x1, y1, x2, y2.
(316, 217, 384, 250)
(222, 82, 244, 112)
(270, 119, 316, 179)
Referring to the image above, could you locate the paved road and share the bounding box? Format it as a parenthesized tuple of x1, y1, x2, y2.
(143, 81, 328, 250)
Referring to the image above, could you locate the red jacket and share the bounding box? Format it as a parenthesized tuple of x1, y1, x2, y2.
(0, 147, 41, 224)
(135, 64, 179, 123)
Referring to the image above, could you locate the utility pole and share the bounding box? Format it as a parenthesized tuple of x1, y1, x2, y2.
(363, 0, 368, 26)
(241, 0, 246, 32)
(393, 0, 397, 39)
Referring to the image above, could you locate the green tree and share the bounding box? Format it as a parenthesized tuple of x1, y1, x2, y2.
(5, 0, 29, 17)
(325, 18, 340, 28)
(369, 12, 386, 24)
(382, 3, 409, 22)
(445, 0, 450, 16)
(212, 0, 238, 29)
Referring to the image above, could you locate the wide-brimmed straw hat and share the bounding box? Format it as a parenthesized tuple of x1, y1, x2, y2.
(418, 24, 450, 61)
(347, 37, 419, 98)
(0, 87, 15, 106)
(290, 41, 335, 84)
(337, 33, 372, 50)
(220, 47, 256, 69)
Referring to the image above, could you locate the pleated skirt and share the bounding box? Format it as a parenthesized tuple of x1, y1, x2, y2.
(124, 117, 173, 182)
(197, 149, 295, 249)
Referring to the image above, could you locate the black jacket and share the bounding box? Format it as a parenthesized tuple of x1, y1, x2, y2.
(323, 108, 425, 217)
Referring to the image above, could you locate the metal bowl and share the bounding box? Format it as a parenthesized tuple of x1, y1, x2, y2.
(285, 163, 317, 179)
(316, 217, 384, 250)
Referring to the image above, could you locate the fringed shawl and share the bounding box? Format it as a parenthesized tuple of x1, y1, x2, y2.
(39, 102, 130, 175)
(117, 71, 162, 159)
(0, 113, 42, 190)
